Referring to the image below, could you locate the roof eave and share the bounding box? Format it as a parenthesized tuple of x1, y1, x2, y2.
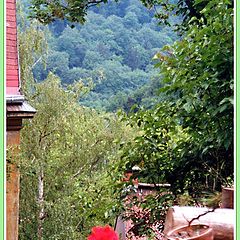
(7, 101, 37, 119)
(6, 94, 25, 104)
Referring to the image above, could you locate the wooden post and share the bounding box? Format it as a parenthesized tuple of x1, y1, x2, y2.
(6, 105, 36, 240)
(221, 187, 234, 209)
(6, 118, 22, 240)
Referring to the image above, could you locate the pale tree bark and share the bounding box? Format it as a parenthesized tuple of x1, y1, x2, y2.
(37, 169, 44, 240)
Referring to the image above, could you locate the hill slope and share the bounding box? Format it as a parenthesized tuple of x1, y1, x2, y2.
(31, 0, 178, 111)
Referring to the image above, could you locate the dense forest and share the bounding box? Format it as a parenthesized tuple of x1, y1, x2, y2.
(19, 0, 178, 111)
(15, 0, 234, 239)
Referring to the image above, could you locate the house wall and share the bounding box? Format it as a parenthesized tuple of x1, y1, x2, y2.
(6, 0, 19, 94)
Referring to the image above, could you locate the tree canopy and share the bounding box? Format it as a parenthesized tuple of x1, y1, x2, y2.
(29, 0, 233, 27)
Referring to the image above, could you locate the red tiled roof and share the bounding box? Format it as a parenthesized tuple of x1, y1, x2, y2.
(6, 0, 20, 96)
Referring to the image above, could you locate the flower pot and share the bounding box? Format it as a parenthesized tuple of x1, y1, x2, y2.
(221, 187, 234, 209)
(165, 224, 214, 240)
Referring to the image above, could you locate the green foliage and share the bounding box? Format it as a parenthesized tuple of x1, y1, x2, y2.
(29, 0, 112, 24)
(28, 0, 201, 28)
(29, 0, 224, 35)
(17, 21, 135, 236)
(119, 103, 192, 191)
(128, 0, 232, 189)
(18, 15, 48, 99)
(117, 1, 233, 236)
(25, 0, 177, 111)
(157, 0, 234, 186)
(19, 74, 134, 239)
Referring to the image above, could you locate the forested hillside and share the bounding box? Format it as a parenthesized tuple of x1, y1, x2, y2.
(20, 0, 178, 111)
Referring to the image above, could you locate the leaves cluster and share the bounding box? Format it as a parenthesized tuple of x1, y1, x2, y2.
(158, 0, 234, 188)
(118, 1, 233, 236)
(29, 0, 112, 24)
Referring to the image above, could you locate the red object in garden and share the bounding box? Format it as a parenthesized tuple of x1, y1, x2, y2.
(88, 225, 119, 240)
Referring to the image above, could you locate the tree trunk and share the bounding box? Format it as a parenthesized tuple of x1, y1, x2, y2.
(164, 206, 234, 240)
(37, 169, 44, 240)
